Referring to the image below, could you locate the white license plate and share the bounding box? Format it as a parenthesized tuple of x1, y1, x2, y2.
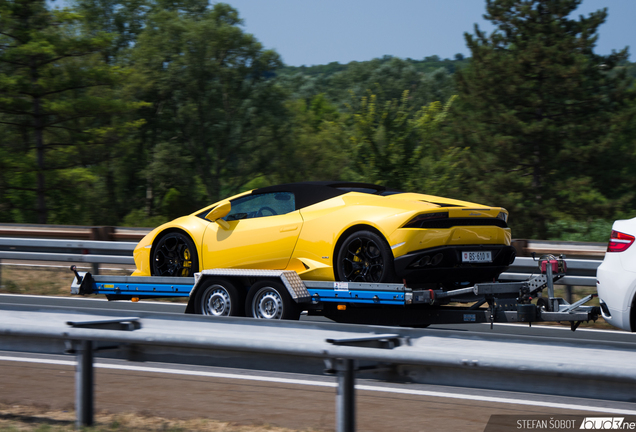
(462, 251, 492, 263)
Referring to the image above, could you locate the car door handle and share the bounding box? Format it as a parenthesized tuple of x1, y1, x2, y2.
(280, 225, 298, 232)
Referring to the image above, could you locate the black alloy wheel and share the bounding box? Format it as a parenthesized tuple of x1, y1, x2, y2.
(336, 230, 397, 283)
(151, 232, 199, 277)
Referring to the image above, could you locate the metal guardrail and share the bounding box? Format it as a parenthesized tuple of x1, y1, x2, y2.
(0, 238, 602, 289)
(1, 306, 635, 430)
(500, 257, 599, 287)
(0, 223, 151, 241)
(512, 239, 607, 258)
(0, 238, 136, 275)
(1, 223, 609, 257)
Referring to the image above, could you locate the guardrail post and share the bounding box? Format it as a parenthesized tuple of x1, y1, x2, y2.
(66, 318, 140, 429)
(325, 334, 402, 432)
(335, 358, 355, 432)
(566, 285, 573, 304)
(75, 340, 94, 428)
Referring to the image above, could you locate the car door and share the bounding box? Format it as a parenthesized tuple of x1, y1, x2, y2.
(201, 192, 303, 270)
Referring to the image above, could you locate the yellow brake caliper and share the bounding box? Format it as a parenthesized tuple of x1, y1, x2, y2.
(353, 247, 362, 276)
(182, 248, 192, 276)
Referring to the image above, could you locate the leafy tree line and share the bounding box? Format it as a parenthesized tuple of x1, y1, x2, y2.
(0, 0, 634, 240)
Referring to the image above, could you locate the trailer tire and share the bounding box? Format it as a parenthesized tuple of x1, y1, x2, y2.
(196, 278, 244, 317)
(536, 297, 550, 312)
(246, 280, 300, 320)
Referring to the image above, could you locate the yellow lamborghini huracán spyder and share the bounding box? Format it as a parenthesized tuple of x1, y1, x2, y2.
(132, 182, 515, 287)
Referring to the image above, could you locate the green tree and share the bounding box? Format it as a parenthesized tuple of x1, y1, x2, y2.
(347, 90, 455, 189)
(0, 0, 142, 223)
(131, 3, 285, 210)
(453, 0, 634, 238)
(269, 94, 353, 184)
(323, 57, 455, 110)
(70, 0, 156, 225)
(73, 0, 149, 64)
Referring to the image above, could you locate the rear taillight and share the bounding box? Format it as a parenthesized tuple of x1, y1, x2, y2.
(607, 230, 635, 252)
(403, 212, 449, 228)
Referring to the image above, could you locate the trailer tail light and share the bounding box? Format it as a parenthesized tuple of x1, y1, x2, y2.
(607, 230, 635, 252)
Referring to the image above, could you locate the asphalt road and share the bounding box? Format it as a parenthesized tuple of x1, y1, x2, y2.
(1, 293, 636, 431)
(2, 351, 636, 432)
(1, 293, 634, 345)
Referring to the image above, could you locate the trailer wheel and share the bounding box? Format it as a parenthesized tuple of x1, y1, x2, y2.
(246, 280, 300, 320)
(336, 230, 397, 283)
(536, 297, 550, 312)
(197, 278, 244, 317)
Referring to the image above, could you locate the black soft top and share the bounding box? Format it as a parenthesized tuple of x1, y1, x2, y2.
(252, 181, 402, 210)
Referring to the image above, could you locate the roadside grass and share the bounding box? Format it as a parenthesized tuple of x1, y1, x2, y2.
(0, 265, 129, 297)
(0, 402, 322, 432)
(0, 265, 187, 303)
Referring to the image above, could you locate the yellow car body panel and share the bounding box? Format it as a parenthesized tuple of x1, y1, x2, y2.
(391, 226, 511, 255)
(285, 192, 510, 280)
(131, 215, 209, 276)
(200, 210, 303, 270)
(132, 182, 515, 285)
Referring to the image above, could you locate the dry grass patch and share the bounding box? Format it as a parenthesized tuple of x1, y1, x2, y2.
(0, 264, 187, 303)
(0, 402, 324, 432)
(0, 265, 105, 296)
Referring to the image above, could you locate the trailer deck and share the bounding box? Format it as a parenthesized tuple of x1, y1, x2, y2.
(70, 254, 600, 330)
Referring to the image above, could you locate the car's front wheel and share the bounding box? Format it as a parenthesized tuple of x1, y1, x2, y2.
(336, 230, 397, 283)
(151, 232, 199, 277)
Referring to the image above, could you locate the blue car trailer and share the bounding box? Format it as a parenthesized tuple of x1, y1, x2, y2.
(70, 255, 599, 330)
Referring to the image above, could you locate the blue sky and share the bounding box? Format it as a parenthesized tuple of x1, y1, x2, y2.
(219, 0, 636, 66)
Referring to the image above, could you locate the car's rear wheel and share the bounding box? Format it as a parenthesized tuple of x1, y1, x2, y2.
(246, 281, 301, 320)
(151, 232, 199, 277)
(336, 230, 397, 283)
(196, 278, 244, 317)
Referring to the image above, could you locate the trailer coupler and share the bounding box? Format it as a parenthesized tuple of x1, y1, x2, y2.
(70, 266, 94, 295)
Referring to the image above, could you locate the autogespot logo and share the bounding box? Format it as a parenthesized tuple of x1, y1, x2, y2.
(580, 417, 631, 429)
(485, 415, 636, 431)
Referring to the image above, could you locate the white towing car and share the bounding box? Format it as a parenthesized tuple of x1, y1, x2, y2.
(597, 216, 636, 331)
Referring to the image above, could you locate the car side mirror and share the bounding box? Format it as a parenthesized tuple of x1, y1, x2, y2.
(205, 201, 231, 229)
